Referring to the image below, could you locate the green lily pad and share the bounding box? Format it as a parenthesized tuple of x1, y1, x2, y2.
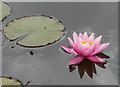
(0, 76, 23, 86)
(4, 15, 65, 47)
(0, 2, 11, 21)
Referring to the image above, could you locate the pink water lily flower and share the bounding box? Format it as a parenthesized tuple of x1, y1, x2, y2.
(61, 32, 110, 65)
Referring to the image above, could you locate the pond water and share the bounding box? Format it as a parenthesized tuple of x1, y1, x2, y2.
(2, 2, 118, 85)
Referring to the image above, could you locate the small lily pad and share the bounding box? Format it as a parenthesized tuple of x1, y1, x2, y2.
(4, 15, 65, 47)
(0, 76, 23, 86)
(0, 2, 11, 21)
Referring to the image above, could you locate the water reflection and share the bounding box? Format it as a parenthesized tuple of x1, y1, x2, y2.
(69, 52, 109, 79)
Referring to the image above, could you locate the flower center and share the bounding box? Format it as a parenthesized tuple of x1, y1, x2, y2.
(81, 40, 93, 46)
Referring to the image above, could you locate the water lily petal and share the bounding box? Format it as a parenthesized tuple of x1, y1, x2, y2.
(61, 45, 77, 55)
(68, 37, 79, 54)
(88, 33, 95, 42)
(83, 41, 96, 57)
(93, 35, 102, 51)
(69, 56, 84, 65)
(87, 56, 106, 63)
(79, 33, 83, 39)
(92, 43, 110, 56)
(91, 43, 110, 55)
(84, 43, 91, 50)
(73, 31, 79, 45)
(78, 39, 85, 55)
(82, 32, 88, 40)
(68, 37, 75, 47)
(83, 46, 93, 57)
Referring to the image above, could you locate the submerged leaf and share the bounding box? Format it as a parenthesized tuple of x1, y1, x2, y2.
(0, 2, 11, 21)
(4, 15, 65, 47)
(0, 76, 23, 87)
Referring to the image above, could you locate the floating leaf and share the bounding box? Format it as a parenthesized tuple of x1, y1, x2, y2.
(4, 15, 65, 47)
(0, 76, 23, 87)
(0, 2, 11, 21)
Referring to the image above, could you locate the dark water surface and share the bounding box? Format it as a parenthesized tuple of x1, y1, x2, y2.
(2, 2, 118, 85)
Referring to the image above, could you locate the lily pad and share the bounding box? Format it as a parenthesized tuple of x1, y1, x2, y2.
(0, 76, 23, 87)
(4, 15, 65, 47)
(0, 2, 11, 21)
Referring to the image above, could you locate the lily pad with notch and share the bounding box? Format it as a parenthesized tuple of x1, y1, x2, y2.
(4, 15, 65, 48)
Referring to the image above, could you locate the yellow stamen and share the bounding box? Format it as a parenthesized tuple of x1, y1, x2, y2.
(89, 42, 93, 46)
(81, 40, 93, 46)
